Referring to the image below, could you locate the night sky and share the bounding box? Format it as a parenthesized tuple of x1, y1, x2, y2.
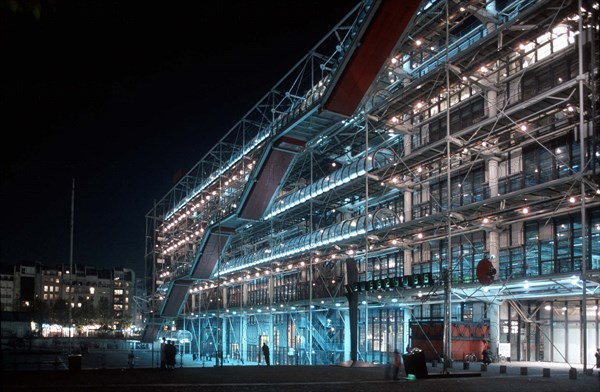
(0, 0, 358, 274)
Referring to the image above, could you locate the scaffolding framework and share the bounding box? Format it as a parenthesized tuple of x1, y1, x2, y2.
(143, 0, 600, 369)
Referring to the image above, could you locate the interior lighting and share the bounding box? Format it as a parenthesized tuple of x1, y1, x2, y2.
(544, 304, 552, 311)
(569, 196, 576, 203)
(523, 281, 530, 290)
(415, 39, 422, 46)
(522, 207, 530, 214)
(482, 217, 490, 224)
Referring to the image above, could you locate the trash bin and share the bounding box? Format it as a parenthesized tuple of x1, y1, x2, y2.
(69, 354, 82, 371)
(403, 350, 428, 379)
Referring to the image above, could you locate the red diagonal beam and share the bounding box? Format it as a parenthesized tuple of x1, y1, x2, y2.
(322, 0, 421, 117)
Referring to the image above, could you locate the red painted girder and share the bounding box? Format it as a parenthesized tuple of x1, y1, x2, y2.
(322, 0, 421, 117)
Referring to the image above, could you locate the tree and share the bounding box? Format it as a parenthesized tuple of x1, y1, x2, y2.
(31, 298, 51, 326)
(96, 297, 114, 328)
(50, 300, 70, 326)
(73, 299, 95, 327)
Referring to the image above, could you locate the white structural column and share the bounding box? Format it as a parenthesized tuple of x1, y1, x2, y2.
(403, 189, 413, 276)
(487, 157, 501, 275)
(241, 314, 248, 364)
(344, 312, 351, 362)
(403, 132, 412, 156)
(221, 316, 227, 364)
(488, 301, 500, 357)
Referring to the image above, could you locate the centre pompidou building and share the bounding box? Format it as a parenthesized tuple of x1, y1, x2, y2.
(143, 0, 600, 369)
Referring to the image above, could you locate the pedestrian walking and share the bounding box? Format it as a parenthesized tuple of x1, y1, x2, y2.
(482, 346, 492, 365)
(128, 350, 135, 368)
(262, 342, 270, 366)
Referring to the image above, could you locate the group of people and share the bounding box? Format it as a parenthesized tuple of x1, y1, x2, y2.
(160, 337, 178, 369)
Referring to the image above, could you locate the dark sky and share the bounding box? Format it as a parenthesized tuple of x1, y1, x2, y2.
(0, 0, 358, 274)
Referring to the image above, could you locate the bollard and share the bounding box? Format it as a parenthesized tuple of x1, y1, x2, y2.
(543, 368, 550, 377)
(500, 365, 507, 374)
(520, 367, 528, 375)
(568, 367, 577, 380)
(481, 364, 487, 372)
(68, 354, 82, 371)
(463, 361, 470, 370)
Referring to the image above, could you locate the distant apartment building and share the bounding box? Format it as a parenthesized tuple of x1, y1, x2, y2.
(4, 261, 139, 330)
(0, 264, 16, 311)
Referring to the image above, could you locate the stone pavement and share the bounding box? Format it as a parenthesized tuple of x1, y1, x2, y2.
(2, 359, 599, 392)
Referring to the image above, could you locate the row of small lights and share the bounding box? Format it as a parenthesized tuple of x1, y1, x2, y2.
(188, 297, 415, 319)
(188, 256, 340, 293)
(157, 162, 255, 255)
(164, 184, 598, 285)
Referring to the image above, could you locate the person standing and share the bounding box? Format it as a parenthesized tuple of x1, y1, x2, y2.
(393, 350, 402, 380)
(167, 341, 177, 369)
(595, 348, 600, 371)
(160, 337, 167, 369)
(262, 343, 270, 366)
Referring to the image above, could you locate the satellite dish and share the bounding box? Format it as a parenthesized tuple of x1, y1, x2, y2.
(476, 258, 496, 285)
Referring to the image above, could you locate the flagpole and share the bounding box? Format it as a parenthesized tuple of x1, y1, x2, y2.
(69, 178, 75, 354)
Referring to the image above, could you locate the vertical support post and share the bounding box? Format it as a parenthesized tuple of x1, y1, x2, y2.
(577, 0, 588, 373)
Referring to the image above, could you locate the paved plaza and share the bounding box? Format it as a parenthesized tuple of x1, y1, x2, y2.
(2, 348, 598, 392)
